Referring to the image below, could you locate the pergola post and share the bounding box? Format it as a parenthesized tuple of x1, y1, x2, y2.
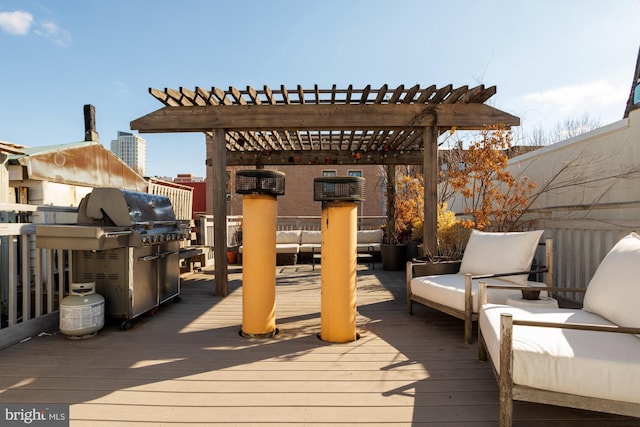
(209, 129, 228, 296)
(422, 126, 438, 256)
(384, 164, 396, 243)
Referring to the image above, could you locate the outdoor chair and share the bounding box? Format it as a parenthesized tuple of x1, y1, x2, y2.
(407, 230, 552, 344)
(478, 232, 640, 426)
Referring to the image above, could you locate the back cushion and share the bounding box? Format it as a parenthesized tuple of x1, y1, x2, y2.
(301, 230, 322, 244)
(459, 230, 544, 285)
(583, 232, 640, 328)
(357, 229, 383, 244)
(276, 230, 301, 244)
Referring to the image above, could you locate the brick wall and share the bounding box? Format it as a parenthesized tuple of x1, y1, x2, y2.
(206, 162, 385, 221)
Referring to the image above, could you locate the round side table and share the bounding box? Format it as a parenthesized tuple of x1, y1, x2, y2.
(506, 294, 559, 309)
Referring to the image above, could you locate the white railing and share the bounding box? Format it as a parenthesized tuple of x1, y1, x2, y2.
(276, 215, 385, 231)
(0, 203, 74, 349)
(148, 178, 193, 221)
(537, 213, 638, 303)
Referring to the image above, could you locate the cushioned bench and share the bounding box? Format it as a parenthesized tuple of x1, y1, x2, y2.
(239, 228, 384, 265)
(478, 232, 640, 425)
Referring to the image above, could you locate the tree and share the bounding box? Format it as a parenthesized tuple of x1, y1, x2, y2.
(528, 114, 601, 146)
(446, 124, 537, 231)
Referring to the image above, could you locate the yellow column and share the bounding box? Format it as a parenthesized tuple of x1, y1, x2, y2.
(320, 201, 358, 343)
(241, 194, 277, 337)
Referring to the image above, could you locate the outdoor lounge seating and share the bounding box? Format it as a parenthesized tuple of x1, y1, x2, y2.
(239, 228, 383, 265)
(407, 230, 552, 344)
(478, 232, 640, 426)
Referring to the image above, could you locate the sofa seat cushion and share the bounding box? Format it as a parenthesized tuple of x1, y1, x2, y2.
(410, 273, 546, 313)
(299, 230, 322, 253)
(299, 243, 321, 253)
(275, 243, 300, 254)
(480, 304, 640, 405)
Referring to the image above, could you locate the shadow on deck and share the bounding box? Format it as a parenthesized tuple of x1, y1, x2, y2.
(0, 263, 637, 426)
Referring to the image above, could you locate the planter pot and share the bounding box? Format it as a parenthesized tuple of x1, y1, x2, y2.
(406, 240, 420, 261)
(411, 257, 461, 276)
(227, 251, 238, 264)
(381, 244, 408, 271)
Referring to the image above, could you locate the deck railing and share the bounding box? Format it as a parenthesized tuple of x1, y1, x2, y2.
(0, 203, 75, 349)
(5, 200, 633, 347)
(539, 216, 636, 303)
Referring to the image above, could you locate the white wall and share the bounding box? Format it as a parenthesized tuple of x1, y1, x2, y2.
(508, 108, 640, 224)
(507, 109, 640, 294)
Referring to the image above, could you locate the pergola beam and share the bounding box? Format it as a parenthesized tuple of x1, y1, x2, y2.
(131, 103, 519, 134)
(223, 149, 426, 166)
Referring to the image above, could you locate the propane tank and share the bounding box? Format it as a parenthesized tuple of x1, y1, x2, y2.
(60, 282, 105, 339)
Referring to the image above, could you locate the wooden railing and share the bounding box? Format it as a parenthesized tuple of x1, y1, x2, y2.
(0, 203, 75, 349)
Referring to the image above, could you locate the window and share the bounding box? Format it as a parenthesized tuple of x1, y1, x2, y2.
(347, 170, 362, 177)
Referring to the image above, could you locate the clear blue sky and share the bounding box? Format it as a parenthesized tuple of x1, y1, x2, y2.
(1, 0, 639, 178)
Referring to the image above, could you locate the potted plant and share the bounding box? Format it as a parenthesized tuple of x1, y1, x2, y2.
(380, 166, 413, 270)
(412, 202, 470, 275)
(226, 221, 242, 264)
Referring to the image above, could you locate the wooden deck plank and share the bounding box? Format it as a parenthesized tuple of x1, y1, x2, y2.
(0, 264, 638, 426)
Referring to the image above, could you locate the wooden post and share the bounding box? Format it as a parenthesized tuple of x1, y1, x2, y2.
(478, 281, 487, 361)
(464, 273, 473, 344)
(422, 126, 438, 256)
(209, 130, 228, 296)
(384, 164, 396, 243)
(499, 313, 514, 427)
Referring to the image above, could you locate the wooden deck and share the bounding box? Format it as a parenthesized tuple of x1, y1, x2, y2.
(1, 263, 639, 426)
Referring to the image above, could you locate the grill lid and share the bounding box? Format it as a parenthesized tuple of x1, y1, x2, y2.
(77, 188, 177, 227)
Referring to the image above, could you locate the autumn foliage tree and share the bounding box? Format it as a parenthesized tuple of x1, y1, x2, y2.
(447, 124, 537, 231)
(394, 170, 424, 244)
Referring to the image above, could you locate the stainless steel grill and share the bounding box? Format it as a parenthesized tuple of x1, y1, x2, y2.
(36, 188, 191, 329)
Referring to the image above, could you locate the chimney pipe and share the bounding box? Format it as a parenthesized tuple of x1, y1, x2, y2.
(84, 104, 99, 142)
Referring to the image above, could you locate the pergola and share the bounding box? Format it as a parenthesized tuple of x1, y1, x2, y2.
(131, 84, 519, 296)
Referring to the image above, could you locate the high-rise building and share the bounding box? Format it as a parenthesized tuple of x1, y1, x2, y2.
(110, 131, 146, 176)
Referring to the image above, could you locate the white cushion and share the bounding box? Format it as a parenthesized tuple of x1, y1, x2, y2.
(299, 243, 321, 253)
(301, 230, 322, 244)
(480, 304, 640, 405)
(410, 273, 546, 313)
(275, 243, 299, 254)
(582, 232, 640, 328)
(357, 229, 383, 244)
(459, 230, 544, 285)
(276, 230, 301, 244)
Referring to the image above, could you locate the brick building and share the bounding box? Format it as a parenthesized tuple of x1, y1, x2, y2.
(206, 164, 385, 225)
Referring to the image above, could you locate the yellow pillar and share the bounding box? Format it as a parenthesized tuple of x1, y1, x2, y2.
(241, 194, 277, 337)
(320, 201, 358, 343)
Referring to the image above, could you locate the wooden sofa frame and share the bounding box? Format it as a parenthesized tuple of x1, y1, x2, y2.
(406, 238, 553, 344)
(477, 282, 640, 426)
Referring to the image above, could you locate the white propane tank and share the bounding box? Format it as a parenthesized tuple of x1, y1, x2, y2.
(60, 282, 105, 339)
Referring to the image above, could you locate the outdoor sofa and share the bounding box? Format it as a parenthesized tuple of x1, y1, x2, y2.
(407, 230, 552, 344)
(239, 228, 383, 265)
(478, 232, 640, 426)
